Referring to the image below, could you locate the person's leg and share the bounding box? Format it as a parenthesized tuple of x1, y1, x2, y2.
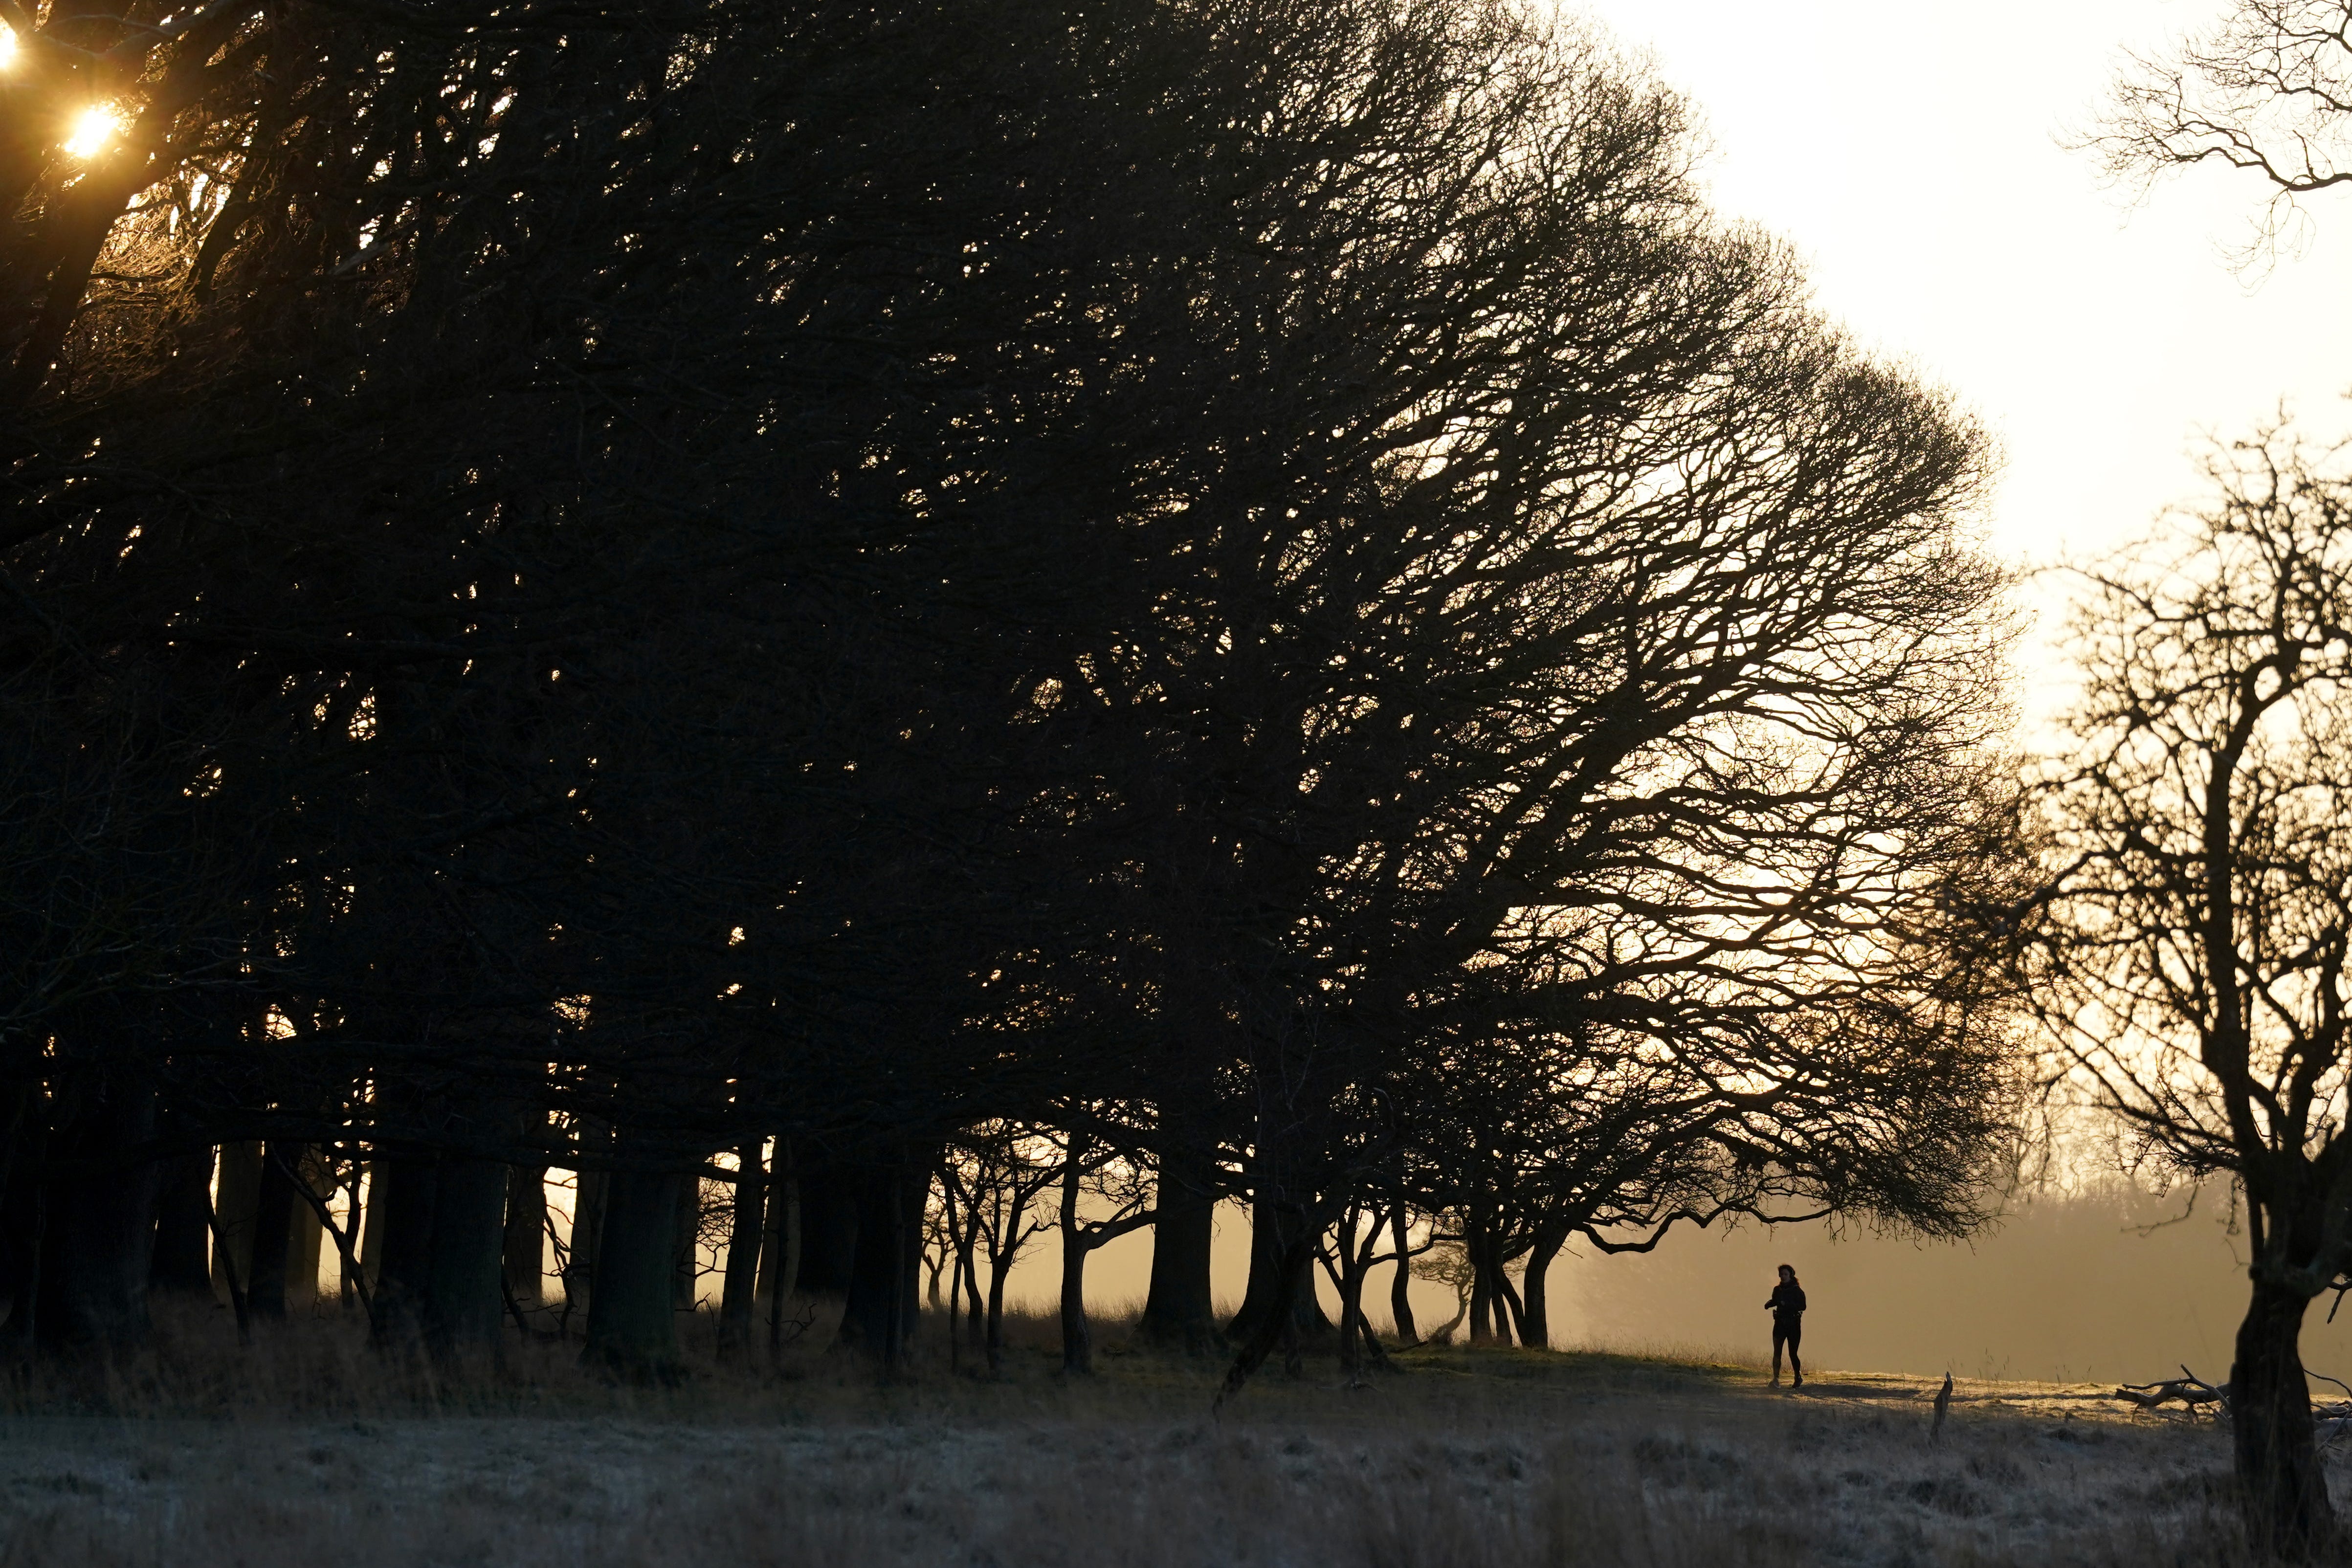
(1770, 1322, 1786, 1384)
(1789, 1322, 1802, 1386)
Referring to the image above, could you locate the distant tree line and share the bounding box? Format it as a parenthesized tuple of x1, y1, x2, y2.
(0, 0, 2020, 1394)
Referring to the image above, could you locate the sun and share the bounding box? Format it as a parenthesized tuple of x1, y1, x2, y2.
(63, 105, 120, 160)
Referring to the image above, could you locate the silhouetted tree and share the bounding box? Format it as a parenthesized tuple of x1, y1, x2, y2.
(2086, 0, 2352, 261)
(1051, 1117, 1157, 1375)
(2004, 422, 2352, 1557)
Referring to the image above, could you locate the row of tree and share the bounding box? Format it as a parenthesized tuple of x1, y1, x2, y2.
(0, 0, 2021, 1399)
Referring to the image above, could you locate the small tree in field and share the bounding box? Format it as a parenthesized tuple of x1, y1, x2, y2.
(938, 1124, 1062, 1376)
(2018, 424, 2352, 1556)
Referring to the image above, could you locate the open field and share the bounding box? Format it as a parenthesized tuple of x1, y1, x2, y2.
(0, 1306, 2316, 1567)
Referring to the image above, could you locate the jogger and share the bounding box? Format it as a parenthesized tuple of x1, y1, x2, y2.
(1766, 1264, 1806, 1387)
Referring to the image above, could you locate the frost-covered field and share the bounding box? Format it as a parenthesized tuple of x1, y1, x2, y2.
(0, 1322, 2314, 1567)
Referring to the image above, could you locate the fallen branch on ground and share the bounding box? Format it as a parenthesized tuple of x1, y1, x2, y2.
(2110, 1366, 2228, 1417)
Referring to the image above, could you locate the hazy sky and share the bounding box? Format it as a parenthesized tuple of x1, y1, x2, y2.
(1574, 0, 2352, 710)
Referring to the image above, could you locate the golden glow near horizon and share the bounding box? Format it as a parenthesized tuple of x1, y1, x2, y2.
(64, 105, 122, 159)
(1573, 0, 2352, 724)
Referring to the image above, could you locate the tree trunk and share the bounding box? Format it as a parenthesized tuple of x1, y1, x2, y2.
(504, 1165, 548, 1304)
(985, 1246, 1012, 1375)
(35, 1081, 162, 1351)
(1468, 1233, 1496, 1347)
(150, 1145, 215, 1297)
(335, 1166, 363, 1308)
(0, 1077, 46, 1349)
(1228, 1187, 1281, 1342)
(948, 1237, 964, 1373)
(423, 1154, 508, 1359)
(1059, 1238, 1093, 1375)
(718, 1141, 765, 1358)
(564, 1167, 605, 1319)
(1388, 1206, 1418, 1346)
(795, 1166, 860, 1301)
(1334, 1228, 1368, 1379)
(244, 1141, 300, 1322)
(671, 1169, 702, 1313)
(766, 1170, 800, 1354)
(1138, 1137, 1219, 1353)
(1216, 1228, 1319, 1406)
(366, 1149, 506, 1358)
(902, 1178, 923, 1353)
(0, 1153, 42, 1349)
(1058, 1143, 1091, 1375)
(357, 1161, 387, 1290)
(285, 1152, 325, 1312)
(583, 1167, 685, 1378)
(1496, 1266, 1528, 1346)
(370, 1152, 440, 1350)
(1521, 1224, 1567, 1351)
(960, 1238, 983, 1351)
(1229, 1188, 1333, 1345)
(754, 1139, 794, 1302)
(2232, 1275, 2335, 1555)
(838, 1163, 921, 1369)
(210, 1141, 263, 1307)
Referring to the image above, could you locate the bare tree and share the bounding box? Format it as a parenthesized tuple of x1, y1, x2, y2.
(1316, 1192, 1408, 1380)
(2012, 421, 2352, 1555)
(2084, 1, 2352, 261)
(1052, 1122, 1156, 1376)
(939, 1125, 1061, 1376)
(1410, 1237, 1476, 1347)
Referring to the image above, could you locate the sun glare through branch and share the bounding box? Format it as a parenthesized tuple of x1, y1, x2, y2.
(64, 106, 121, 160)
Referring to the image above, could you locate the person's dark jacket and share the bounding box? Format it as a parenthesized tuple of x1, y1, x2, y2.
(1767, 1282, 1806, 1322)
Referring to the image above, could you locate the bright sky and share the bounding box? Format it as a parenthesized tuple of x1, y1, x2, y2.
(1575, 0, 2352, 713)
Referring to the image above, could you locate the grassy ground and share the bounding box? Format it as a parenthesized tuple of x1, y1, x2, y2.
(0, 1302, 2315, 1566)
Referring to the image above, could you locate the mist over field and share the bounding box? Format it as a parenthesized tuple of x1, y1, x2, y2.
(252, 1170, 2352, 1391)
(998, 1186, 2352, 1388)
(1547, 1191, 2352, 1386)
